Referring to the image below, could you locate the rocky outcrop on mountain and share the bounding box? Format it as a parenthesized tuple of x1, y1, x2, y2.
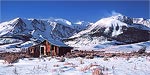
(114, 27, 150, 43)
(133, 18, 150, 28)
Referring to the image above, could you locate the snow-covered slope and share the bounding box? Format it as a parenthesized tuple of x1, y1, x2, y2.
(65, 14, 150, 49)
(73, 21, 93, 31)
(0, 18, 77, 38)
(0, 18, 81, 49)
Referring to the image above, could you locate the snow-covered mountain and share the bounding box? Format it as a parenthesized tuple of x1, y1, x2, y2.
(73, 21, 93, 31)
(0, 14, 150, 51)
(0, 18, 92, 49)
(133, 18, 150, 28)
(65, 14, 150, 48)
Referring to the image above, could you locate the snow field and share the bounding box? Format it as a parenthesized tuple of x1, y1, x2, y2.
(0, 56, 150, 75)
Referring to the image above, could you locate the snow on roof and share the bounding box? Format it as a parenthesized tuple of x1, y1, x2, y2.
(39, 39, 71, 47)
(47, 40, 71, 47)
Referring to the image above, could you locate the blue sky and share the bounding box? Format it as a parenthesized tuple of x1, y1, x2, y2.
(1, 0, 149, 22)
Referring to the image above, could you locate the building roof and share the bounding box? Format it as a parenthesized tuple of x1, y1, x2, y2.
(42, 40, 71, 47)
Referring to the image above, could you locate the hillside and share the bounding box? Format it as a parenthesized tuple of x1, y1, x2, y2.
(64, 14, 150, 51)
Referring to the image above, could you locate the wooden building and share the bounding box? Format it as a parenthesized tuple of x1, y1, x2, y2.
(28, 40, 72, 57)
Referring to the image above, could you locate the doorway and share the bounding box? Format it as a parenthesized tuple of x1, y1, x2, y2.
(40, 47, 44, 55)
(40, 46, 45, 56)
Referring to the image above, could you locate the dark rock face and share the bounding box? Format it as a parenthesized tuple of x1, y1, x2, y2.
(14, 18, 27, 33)
(114, 27, 150, 43)
(115, 15, 133, 25)
(52, 23, 77, 38)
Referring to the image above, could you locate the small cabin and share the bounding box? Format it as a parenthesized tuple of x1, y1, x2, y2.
(28, 40, 72, 57)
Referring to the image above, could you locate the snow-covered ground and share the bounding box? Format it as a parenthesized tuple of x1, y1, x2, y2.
(70, 41, 150, 53)
(0, 41, 149, 53)
(0, 56, 150, 75)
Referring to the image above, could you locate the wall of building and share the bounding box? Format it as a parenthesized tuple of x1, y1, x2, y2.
(28, 40, 72, 57)
(58, 47, 72, 56)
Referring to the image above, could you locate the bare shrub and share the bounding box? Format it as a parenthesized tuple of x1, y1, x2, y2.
(13, 67, 18, 75)
(53, 64, 59, 67)
(103, 57, 109, 61)
(138, 46, 146, 54)
(2, 52, 29, 64)
(59, 56, 65, 62)
(64, 62, 73, 65)
(79, 58, 84, 64)
(125, 56, 130, 61)
(65, 52, 71, 58)
(85, 55, 94, 59)
(4, 54, 19, 64)
(47, 57, 51, 61)
(92, 68, 103, 75)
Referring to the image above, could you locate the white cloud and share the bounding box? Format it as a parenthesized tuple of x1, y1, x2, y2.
(111, 10, 123, 16)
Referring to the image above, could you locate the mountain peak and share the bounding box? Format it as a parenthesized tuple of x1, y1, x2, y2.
(15, 17, 22, 20)
(111, 13, 125, 18)
(109, 14, 127, 20)
(54, 18, 72, 26)
(10, 17, 22, 22)
(74, 21, 84, 25)
(13, 17, 24, 21)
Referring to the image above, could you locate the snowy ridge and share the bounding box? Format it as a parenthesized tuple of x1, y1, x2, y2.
(43, 18, 73, 28)
(55, 18, 72, 26)
(73, 21, 93, 31)
(133, 18, 150, 28)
